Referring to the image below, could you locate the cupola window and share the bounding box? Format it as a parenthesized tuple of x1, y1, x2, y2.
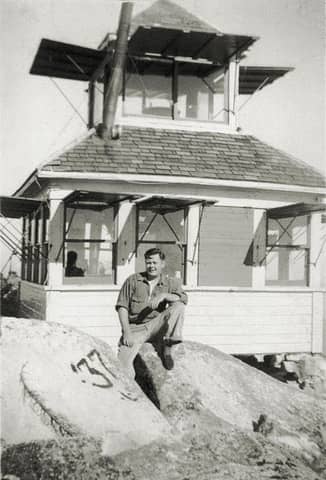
(122, 58, 227, 123)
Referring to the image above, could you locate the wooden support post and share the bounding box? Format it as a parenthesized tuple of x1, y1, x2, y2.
(308, 213, 323, 353)
(224, 64, 230, 125)
(309, 213, 322, 288)
(226, 56, 238, 129)
(116, 201, 136, 284)
(88, 81, 95, 129)
(311, 291, 323, 353)
(172, 60, 178, 120)
(47, 189, 72, 288)
(186, 204, 200, 287)
(21, 216, 26, 280)
(252, 209, 266, 288)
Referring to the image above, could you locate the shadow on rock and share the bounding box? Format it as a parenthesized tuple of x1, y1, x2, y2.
(135, 341, 326, 476)
(1, 437, 135, 480)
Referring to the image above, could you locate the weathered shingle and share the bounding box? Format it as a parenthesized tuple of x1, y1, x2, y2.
(41, 126, 326, 188)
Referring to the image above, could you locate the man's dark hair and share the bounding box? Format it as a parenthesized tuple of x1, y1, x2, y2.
(144, 247, 165, 260)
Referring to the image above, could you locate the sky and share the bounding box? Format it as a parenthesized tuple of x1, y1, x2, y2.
(0, 0, 325, 199)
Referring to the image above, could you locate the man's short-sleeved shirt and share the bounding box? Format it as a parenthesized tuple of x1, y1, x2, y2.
(116, 272, 188, 324)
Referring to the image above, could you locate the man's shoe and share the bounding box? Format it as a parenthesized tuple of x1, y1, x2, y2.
(163, 345, 174, 370)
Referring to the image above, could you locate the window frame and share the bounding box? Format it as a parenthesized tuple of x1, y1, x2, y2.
(21, 204, 49, 285)
(122, 57, 228, 124)
(265, 214, 310, 287)
(63, 202, 118, 284)
(135, 205, 188, 282)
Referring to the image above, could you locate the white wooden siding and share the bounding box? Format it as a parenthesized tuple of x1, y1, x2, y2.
(46, 290, 120, 351)
(20, 281, 46, 320)
(44, 288, 319, 355)
(184, 290, 312, 354)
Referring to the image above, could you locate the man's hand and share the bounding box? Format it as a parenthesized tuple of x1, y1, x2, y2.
(149, 293, 168, 310)
(122, 330, 134, 347)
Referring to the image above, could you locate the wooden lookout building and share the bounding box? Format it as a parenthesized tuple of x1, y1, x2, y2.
(2, 0, 326, 355)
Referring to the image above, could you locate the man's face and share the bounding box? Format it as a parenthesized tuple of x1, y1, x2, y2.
(145, 254, 165, 279)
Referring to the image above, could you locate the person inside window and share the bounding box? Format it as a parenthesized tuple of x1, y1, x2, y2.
(65, 250, 84, 277)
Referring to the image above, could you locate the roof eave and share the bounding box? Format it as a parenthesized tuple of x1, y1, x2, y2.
(37, 170, 326, 195)
(13, 169, 40, 198)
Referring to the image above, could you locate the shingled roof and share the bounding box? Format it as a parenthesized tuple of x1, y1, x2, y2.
(41, 127, 325, 188)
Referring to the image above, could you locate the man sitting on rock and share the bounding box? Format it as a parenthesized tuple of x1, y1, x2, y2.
(116, 247, 187, 378)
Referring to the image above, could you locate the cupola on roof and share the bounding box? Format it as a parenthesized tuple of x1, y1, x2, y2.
(130, 0, 221, 34)
(119, 0, 257, 65)
(30, 0, 294, 95)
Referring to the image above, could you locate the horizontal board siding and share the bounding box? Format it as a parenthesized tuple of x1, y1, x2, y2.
(47, 289, 117, 326)
(50, 291, 120, 307)
(211, 343, 311, 355)
(185, 314, 311, 323)
(45, 289, 314, 354)
(186, 292, 311, 306)
(20, 281, 46, 320)
(183, 324, 310, 336)
(185, 290, 312, 354)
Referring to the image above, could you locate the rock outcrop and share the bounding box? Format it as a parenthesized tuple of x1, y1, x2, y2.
(2, 318, 326, 480)
(135, 342, 326, 470)
(1, 317, 171, 455)
(297, 354, 326, 400)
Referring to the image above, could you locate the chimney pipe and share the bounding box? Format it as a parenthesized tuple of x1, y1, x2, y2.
(99, 2, 133, 139)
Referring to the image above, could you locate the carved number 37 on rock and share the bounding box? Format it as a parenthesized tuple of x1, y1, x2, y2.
(71, 349, 117, 388)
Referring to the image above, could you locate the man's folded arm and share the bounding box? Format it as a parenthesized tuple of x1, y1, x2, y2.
(117, 306, 130, 332)
(169, 278, 188, 305)
(117, 306, 134, 346)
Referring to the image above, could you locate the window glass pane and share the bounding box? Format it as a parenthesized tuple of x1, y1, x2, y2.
(267, 216, 308, 246)
(34, 215, 40, 244)
(64, 206, 115, 282)
(65, 241, 113, 280)
(198, 207, 253, 286)
(289, 250, 306, 281)
(266, 247, 308, 286)
(177, 72, 225, 122)
(40, 243, 48, 284)
(265, 250, 278, 281)
(138, 209, 185, 242)
(206, 70, 225, 122)
(124, 73, 172, 117)
(26, 246, 33, 281)
(66, 207, 114, 241)
(136, 243, 184, 281)
(43, 216, 49, 242)
(29, 216, 35, 244)
(33, 246, 40, 283)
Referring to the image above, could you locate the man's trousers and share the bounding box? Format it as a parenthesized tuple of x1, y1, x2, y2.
(118, 302, 185, 378)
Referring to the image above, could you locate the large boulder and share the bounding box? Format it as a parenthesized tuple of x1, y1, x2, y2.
(1, 317, 171, 455)
(136, 342, 326, 467)
(2, 319, 326, 480)
(297, 354, 326, 400)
